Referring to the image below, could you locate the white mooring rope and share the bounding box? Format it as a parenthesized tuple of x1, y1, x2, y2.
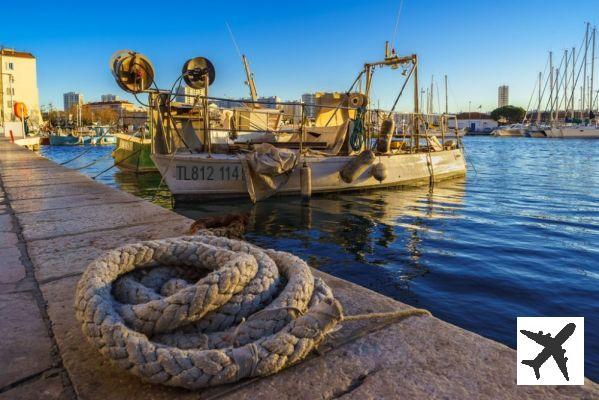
(75, 230, 429, 389)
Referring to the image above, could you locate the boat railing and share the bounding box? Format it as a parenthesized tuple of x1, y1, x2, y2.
(150, 92, 461, 156)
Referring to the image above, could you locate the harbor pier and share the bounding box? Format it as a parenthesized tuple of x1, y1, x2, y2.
(0, 139, 597, 399)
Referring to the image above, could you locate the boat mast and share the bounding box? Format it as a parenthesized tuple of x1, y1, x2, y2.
(444, 74, 448, 115)
(430, 76, 434, 115)
(582, 22, 590, 118)
(536, 71, 542, 124)
(413, 55, 420, 151)
(564, 49, 568, 118)
(555, 68, 560, 122)
(590, 27, 596, 116)
(549, 51, 554, 124)
(571, 46, 576, 118)
(241, 55, 258, 104)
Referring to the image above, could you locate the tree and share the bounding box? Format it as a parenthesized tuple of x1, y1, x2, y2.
(490, 105, 526, 124)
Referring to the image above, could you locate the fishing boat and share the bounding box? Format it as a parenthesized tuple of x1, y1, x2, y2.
(49, 132, 80, 145)
(90, 125, 117, 145)
(108, 46, 466, 203)
(111, 131, 156, 172)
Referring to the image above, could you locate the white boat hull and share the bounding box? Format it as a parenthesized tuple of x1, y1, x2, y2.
(493, 128, 525, 137)
(152, 148, 467, 201)
(546, 126, 599, 138)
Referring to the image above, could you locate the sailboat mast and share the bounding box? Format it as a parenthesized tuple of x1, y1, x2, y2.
(430, 76, 434, 114)
(555, 68, 560, 121)
(444, 74, 448, 115)
(537, 72, 542, 124)
(582, 22, 590, 117)
(549, 51, 554, 123)
(564, 49, 568, 117)
(590, 27, 596, 115)
(571, 46, 576, 118)
(413, 56, 420, 150)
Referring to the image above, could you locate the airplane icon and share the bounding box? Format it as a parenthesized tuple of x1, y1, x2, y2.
(520, 322, 576, 381)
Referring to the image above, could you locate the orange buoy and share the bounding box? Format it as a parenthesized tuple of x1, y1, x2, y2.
(13, 102, 28, 119)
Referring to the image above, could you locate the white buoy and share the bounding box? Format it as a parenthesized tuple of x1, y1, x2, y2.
(300, 162, 312, 202)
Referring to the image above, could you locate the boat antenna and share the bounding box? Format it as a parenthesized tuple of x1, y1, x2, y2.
(391, 0, 405, 51)
(225, 21, 243, 60)
(225, 22, 259, 104)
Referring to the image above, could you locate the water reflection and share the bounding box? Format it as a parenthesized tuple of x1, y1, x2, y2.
(174, 179, 465, 300)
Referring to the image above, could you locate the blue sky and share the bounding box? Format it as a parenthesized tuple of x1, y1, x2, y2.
(2, 0, 598, 112)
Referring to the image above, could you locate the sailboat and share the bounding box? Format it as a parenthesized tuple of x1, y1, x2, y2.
(108, 45, 466, 203)
(544, 23, 599, 138)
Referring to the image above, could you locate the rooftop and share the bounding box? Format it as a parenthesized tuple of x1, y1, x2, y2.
(0, 48, 35, 59)
(86, 100, 134, 106)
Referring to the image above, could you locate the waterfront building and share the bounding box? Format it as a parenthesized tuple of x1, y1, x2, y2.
(301, 93, 317, 119)
(498, 85, 509, 107)
(101, 94, 118, 102)
(0, 48, 42, 126)
(257, 96, 281, 109)
(83, 100, 146, 128)
(175, 85, 205, 105)
(64, 92, 84, 112)
(449, 117, 498, 133)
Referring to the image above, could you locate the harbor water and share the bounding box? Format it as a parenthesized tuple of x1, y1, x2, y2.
(40, 136, 599, 379)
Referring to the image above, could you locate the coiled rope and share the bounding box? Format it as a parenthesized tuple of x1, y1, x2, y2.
(75, 231, 429, 390)
(349, 106, 366, 151)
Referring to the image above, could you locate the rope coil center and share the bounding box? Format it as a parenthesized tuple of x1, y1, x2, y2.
(75, 234, 342, 389)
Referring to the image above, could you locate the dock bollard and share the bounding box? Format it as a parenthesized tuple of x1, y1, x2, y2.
(300, 162, 312, 202)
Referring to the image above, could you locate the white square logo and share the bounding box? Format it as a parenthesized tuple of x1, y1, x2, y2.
(517, 317, 584, 385)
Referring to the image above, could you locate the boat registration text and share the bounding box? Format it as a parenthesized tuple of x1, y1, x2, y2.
(175, 165, 243, 181)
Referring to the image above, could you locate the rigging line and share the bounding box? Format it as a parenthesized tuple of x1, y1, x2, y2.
(92, 149, 141, 180)
(522, 76, 538, 123)
(555, 52, 575, 113)
(225, 21, 243, 61)
(533, 57, 550, 111)
(569, 29, 590, 107)
(72, 150, 115, 170)
(435, 80, 441, 115)
(59, 126, 117, 165)
(324, 70, 365, 127)
(388, 64, 415, 116)
(391, 0, 405, 49)
(544, 52, 567, 115)
(73, 128, 143, 171)
(446, 80, 461, 113)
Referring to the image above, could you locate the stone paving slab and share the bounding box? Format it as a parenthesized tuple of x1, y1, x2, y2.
(0, 371, 66, 400)
(0, 169, 89, 183)
(29, 218, 193, 283)
(17, 199, 183, 241)
(0, 213, 11, 231)
(0, 246, 26, 288)
(0, 291, 54, 388)
(9, 190, 142, 214)
(5, 181, 114, 202)
(0, 165, 82, 180)
(0, 231, 19, 248)
(2, 175, 92, 189)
